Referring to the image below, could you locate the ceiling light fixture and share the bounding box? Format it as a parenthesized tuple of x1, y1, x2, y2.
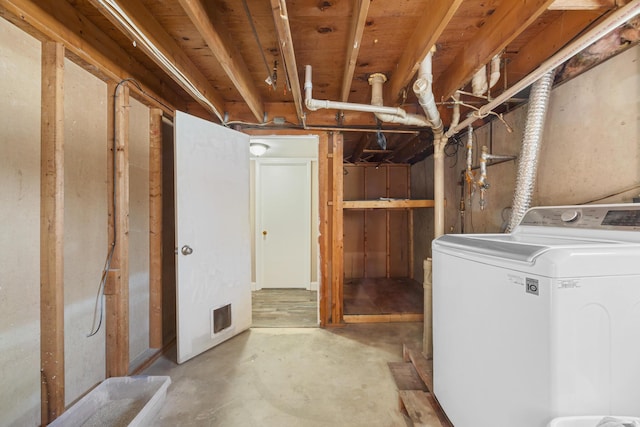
(249, 142, 269, 157)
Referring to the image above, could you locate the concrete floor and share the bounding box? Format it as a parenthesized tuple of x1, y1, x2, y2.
(144, 323, 423, 426)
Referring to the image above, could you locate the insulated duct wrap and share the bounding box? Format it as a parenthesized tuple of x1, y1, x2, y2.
(506, 70, 556, 232)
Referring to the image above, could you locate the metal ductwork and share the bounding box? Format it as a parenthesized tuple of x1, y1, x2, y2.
(506, 69, 556, 232)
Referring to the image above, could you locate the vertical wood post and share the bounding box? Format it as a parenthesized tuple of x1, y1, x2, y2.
(40, 40, 65, 425)
(149, 108, 163, 348)
(318, 132, 330, 326)
(105, 81, 130, 377)
(330, 133, 344, 324)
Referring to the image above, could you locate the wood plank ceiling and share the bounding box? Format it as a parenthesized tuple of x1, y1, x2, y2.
(12, 0, 634, 163)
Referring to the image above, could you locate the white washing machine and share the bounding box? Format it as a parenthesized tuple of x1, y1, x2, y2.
(432, 204, 640, 427)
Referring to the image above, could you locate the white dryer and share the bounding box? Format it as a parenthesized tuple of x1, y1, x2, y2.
(432, 204, 640, 427)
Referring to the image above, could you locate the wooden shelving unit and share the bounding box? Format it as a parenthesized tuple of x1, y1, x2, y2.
(343, 199, 435, 209)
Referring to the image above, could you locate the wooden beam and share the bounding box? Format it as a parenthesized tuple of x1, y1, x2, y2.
(435, 0, 556, 101)
(549, 0, 615, 9)
(0, 0, 181, 116)
(318, 132, 330, 327)
(506, 10, 603, 84)
(149, 108, 163, 349)
(86, 0, 225, 119)
(40, 40, 65, 425)
(340, 0, 371, 102)
(177, 0, 263, 121)
(105, 82, 130, 377)
(386, 0, 464, 104)
(270, 0, 305, 123)
(331, 133, 344, 324)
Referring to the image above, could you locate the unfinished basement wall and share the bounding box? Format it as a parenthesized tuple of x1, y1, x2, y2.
(0, 18, 41, 427)
(63, 58, 108, 405)
(129, 98, 151, 365)
(411, 44, 640, 282)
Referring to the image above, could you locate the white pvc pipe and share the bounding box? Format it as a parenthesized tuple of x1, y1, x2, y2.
(489, 54, 501, 89)
(447, 0, 640, 137)
(304, 65, 411, 117)
(434, 136, 446, 239)
(413, 52, 444, 137)
(368, 73, 432, 126)
(472, 65, 488, 96)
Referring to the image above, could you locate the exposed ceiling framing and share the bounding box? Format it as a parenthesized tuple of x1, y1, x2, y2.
(2, 0, 638, 163)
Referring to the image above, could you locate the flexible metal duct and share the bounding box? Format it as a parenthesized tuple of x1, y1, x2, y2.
(506, 69, 556, 232)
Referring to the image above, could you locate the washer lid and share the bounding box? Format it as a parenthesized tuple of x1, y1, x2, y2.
(434, 234, 548, 263)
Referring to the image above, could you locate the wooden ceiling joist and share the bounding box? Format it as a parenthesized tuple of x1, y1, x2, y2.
(86, 0, 226, 120)
(270, 0, 304, 123)
(435, 0, 557, 101)
(549, 0, 616, 9)
(386, 0, 464, 104)
(178, 0, 264, 122)
(340, 0, 371, 103)
(0, 0, 182, 115)
(349, 133, 370, 163)
(506, 10, 603, 84)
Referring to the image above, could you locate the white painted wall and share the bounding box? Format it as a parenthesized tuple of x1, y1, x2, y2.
(411, 44, 640, 282)
(0, 18, 41, 427)
(63, 58, 108, 405)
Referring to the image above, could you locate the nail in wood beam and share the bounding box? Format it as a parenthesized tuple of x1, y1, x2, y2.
(105, 81, 130, 377)
(40, 40, 65, 425)
(149, 108, 163, 348)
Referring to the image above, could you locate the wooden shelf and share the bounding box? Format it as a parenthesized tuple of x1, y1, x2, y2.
(342, 199, 435, 209)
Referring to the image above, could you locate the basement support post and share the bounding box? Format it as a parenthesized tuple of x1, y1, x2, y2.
(149, 108, 163, 348)
(330, 133, 344, 324)
(40, 40, 65, 425)
(105, 81, 130, 377)
(318, 132, 330, 326)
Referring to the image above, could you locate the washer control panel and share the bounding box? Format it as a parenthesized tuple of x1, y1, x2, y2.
(519, 204, 640, 230)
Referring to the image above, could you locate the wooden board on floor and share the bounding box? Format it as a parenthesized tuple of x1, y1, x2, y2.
(398, 391, 443, 427)
(403, 344, 434, 393)
(388, 362, 428, 391)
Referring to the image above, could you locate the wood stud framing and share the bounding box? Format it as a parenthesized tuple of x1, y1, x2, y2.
(105, 82, 130, 377)
(40, 40, 65, 425)
(331, 133, 345, 324)
(149, 108, 163, 349)
(340, 0, 371, 103)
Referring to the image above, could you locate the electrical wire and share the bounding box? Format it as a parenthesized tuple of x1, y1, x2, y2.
(578, 183, 640, 205)
(241, 0, 276, 90)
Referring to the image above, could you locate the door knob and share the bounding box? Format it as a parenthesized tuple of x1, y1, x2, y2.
(181, 245, 194, 255)
(262, 230, 268, 236)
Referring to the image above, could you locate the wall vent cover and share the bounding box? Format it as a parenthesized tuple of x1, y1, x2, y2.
(212, 304, 232, 334)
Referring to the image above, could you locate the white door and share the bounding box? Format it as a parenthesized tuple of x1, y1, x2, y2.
(256, 161, 311, 289)
(174, 111, 251, 364)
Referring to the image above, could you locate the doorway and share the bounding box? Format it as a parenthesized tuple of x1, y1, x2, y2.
(250, 136, 319, 327)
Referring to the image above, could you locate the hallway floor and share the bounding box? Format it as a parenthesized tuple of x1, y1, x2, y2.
(144, 323, 423, 426)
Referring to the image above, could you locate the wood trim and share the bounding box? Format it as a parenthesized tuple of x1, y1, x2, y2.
(331, 133, 344, 324)
(149, 108, 163, 349)
(0, 0, 181, 116)
(386, 0, 464, 104)
(343, 313, 424, 323)
(342, 199, 435, 209)
(270, 0, 304, 123)
(40, 41, 65, 425)
(435, 0, 556, 101)
(318, 132, 330, 327)
(106, 82, 130, 377)
(340, 0, 371, 102)
(549, 0, 615, 9)
(86, 0, 224, 118)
